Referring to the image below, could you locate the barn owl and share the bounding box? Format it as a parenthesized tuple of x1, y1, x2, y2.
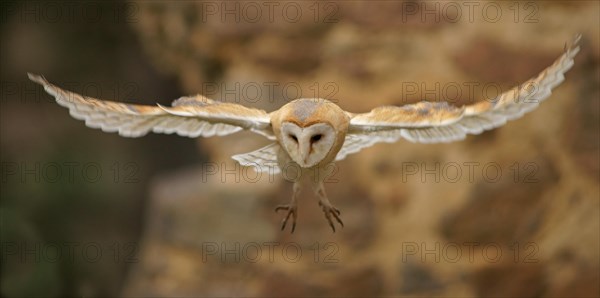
(28, 35, 580, 233)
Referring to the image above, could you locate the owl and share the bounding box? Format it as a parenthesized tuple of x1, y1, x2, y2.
(28, 35, 580, 233)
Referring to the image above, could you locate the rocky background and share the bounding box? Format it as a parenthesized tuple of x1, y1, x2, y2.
(1, 0, 598, 297)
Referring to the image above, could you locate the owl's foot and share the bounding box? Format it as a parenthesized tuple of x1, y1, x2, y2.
(275, 204, 297, 233)
(318, 201, 343, 232)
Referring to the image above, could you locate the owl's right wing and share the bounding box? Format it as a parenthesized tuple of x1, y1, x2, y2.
(336, 34, 580, 161)
(28, 73, 275, 139)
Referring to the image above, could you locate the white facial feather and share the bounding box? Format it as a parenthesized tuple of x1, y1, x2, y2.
(280, 122, 336, 168)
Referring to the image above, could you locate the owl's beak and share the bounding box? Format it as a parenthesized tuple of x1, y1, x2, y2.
(299, 141, 311, 166)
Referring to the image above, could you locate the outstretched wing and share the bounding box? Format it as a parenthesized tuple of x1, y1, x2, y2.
(28, 73, 274, 139)
(337, 35, 581, 160)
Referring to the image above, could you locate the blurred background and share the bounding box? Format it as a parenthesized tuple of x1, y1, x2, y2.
(1, 0, 598, 297)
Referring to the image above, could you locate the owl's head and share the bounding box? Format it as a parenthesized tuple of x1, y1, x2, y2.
(275, 98, 349, 168)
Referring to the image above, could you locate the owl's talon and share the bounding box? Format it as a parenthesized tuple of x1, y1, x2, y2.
(332, 206, 341, 216)
(319, 202, 343, 232)
(332, 209, 344, 227)
(275, 204, 297, 233)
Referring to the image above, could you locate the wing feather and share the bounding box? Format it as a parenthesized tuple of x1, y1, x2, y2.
(231, 143, 281, 173)
(28, 73, 272, 139)
(337, 35, 580, 160)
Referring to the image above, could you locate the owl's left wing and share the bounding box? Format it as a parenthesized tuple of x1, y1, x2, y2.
(337, 35, 580, 161)
(28, 73, 274, 139)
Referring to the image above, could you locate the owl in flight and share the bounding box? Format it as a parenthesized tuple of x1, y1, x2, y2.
(28, 35, 580, 233)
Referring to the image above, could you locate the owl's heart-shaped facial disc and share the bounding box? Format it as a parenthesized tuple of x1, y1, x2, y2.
(280, 122, 336, 168)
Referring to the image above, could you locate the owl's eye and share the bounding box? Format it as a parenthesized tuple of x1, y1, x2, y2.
(311, 134, 322, 142)
(289, 134, 298, 142)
